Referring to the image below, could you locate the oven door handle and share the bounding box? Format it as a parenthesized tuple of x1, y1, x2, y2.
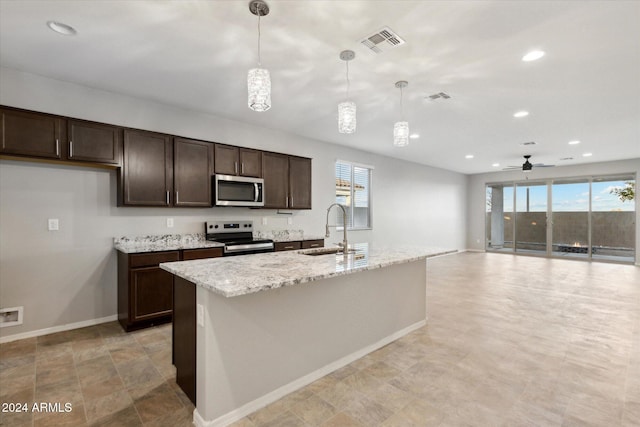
(224, 242, 274, 254)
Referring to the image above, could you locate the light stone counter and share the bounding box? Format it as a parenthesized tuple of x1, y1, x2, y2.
(114, 230, 323, 253)
(160, 243, 456, 297)
(114, 233, 224, 253)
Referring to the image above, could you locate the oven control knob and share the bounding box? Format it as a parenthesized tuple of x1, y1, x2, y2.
(214, 225, 219, 229)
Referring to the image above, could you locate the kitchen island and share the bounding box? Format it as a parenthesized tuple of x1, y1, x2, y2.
(160, 244, 455, 427)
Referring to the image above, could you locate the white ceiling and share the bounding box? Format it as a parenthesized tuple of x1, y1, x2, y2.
(1, 0, 639, 174)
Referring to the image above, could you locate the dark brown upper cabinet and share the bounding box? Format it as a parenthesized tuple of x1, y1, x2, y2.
(67, 119, 122, 165)
(119, 129, 173, 206)
(0, 107, 65, 160)
(214, 143, 262, 177)
(174, 137, 214, 207)
(262, 152, 289, 209)
(289, 156, 312, 209)
(262, 153, 312, 210)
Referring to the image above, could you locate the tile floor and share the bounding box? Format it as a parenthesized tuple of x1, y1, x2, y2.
(1, 252, 639, 426)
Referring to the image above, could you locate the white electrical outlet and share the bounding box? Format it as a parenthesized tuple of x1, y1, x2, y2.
(166, 218, 174, 228)
(48, 218, 59, 231)
(197, 304, 204, 327)
(262, 217, 268, 225)
(287, 217, 293, 225)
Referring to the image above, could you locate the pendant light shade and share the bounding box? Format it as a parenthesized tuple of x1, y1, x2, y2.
(393, 121, 409, 147)
(338, 50, 356, 134)
(393, 81, 409, 147)
(248, 0, 271, 112)
(248, 68, 271, 112)
(338, 101, 356, 134)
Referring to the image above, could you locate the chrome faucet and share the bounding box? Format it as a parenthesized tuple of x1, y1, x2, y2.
(325, 203, 348, 255)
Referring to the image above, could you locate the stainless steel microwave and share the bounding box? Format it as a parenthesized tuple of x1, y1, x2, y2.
(214, 174, 264, 207)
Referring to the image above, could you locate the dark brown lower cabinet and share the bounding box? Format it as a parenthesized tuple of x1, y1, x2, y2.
(117, 247, 222, 332)
(118, 251, 180, 331)
(173, 276, 196, 405)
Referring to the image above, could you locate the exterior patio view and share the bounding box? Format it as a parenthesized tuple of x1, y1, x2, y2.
(486, 176, 636, 263)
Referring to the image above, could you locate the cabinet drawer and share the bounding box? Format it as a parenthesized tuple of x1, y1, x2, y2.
(274, 241, 302, 251)
(301, 239, 324, 249)
(129, 251, 180, 268)
(182, 248, 223, 260)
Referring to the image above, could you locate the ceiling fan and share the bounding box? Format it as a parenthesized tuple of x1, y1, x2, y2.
(503, 155, 555, 172)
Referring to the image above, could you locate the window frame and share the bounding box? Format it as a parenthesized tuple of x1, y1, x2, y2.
(335, 159, 373, 231)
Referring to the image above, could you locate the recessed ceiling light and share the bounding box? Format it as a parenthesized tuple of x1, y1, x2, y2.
(513, 111, 529, 118)
(492, 163, 500, 167)
(583, 152, 593, 157)
(409, 133, 420, 139)
(568, 140, 581, 145)
(522, 50, 545, 62)
(465, 154, 474, 159)
(47, 21, 77, 36)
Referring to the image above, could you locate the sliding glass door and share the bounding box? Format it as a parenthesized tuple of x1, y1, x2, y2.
(486, 174, 636, 263)
(515, 182, 547, 254)
(591, 176, 636, 262)
(486, 184, 514, 251)
(551, 180, 590, 259)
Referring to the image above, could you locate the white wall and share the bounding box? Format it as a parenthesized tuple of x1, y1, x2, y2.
(0, 67, 467, 340)
(466, 158, 640, 264)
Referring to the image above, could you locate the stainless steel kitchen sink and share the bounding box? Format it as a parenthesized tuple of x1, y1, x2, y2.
(303, 248, 357, 256)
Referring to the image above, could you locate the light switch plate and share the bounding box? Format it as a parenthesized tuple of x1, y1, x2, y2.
(287, 217, 293, 225)
(262, 217, 268, 225)
(48, 218, 59, 231)
(166, 218, 174, 228)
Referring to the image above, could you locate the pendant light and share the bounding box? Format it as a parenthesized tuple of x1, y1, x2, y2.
(247, 0, 271, 112)
(393, 81, 409, 147)
(338, 50, 356, 134)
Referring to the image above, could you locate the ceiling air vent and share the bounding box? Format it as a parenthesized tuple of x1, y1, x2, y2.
(521, 141, 537, 146)
(427, 92, 451, 100)
(360, 27, 405, 54)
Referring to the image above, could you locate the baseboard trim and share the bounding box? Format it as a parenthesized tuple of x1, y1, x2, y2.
(0, 315, 118, 344)
(193, 319, 427, 427)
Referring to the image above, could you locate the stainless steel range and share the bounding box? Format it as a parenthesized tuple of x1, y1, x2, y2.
(205, 220, 274, 256)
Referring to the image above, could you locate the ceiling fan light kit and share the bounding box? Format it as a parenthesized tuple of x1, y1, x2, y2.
(503, 155, 555, 172)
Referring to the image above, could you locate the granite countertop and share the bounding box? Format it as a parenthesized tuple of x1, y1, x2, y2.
(160, 243, 457, 298)
(114, 234, 224, 253)
(114, 230, 324, 254)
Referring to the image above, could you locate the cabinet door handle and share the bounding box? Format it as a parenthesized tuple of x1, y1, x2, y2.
(235, 162, 238, 175)
(241, 163, 245, 175)
(284, 246, 294, 249)
(176, 191, 179, 204)
(310, 244, 319, 247)
(166, 191, 170, 205)
(69, 140, 73, 157)
(55, 139, 59, 156)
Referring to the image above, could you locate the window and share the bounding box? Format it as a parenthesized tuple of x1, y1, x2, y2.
(335, 160, 372, 229)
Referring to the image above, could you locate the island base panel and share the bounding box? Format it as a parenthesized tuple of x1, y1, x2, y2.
(195, 259, 426, 423)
